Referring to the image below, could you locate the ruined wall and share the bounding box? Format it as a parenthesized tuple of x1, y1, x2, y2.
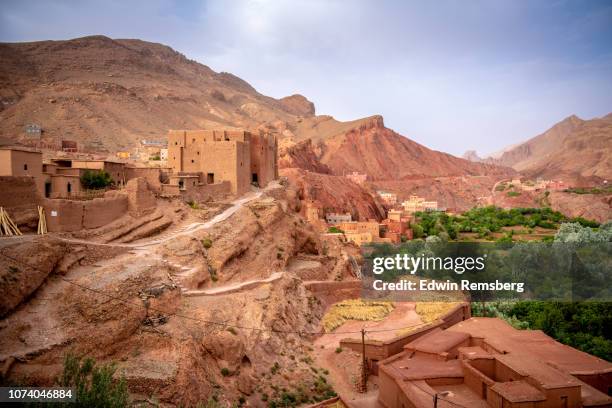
(43, 192, 128, 232)
(127, 177, 156, 216)
(125, 167, 165, 192)
(82, 193, 128, 229)
(44, 199, 85, 232)
(304, 280, 362, 308)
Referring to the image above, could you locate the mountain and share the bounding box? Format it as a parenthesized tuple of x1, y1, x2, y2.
(491, 114, 612, 183)
(0, 36, 517, 217)
(0, 35, 309, 152)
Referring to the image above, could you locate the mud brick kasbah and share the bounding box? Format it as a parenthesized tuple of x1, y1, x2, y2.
(168, 129, 278, 194)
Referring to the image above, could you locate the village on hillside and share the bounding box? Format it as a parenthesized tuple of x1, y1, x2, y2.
(1, 119, 611, 408)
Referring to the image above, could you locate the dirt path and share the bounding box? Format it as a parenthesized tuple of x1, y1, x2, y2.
(181, 272, 284, 297)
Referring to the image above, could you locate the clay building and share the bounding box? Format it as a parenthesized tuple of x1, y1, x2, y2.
(377, 317, 612, 408)
(378, 191, 398, 206)
(42, 162, 81, 198)
(167, 129, 277, 194)
(402, 195, 439, 214)
(346, 171, 367, 185)
(67, 159, 127, 186)
(0, 147, 44, 194)
(325, 212, 352, 224)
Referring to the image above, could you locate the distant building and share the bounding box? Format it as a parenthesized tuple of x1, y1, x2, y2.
(337, 221, 380, 237)
(344, 231, 374, 246)
(61, 140, 78, 153)
(141, 139, 167, 147)
(345, 171, 367, 185)
(377, 191, 398, 206)
(160, 148, 168, 161)
(325, 212, 352, 224)
(24, 124, 42, 139)
(402, 195, 439, 213)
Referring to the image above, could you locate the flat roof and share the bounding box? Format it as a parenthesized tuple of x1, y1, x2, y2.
(448, 318, 612, 375)
(0, 146, 42, 154)
(490, 380, 546, 403)
(406, 328, 470, 355)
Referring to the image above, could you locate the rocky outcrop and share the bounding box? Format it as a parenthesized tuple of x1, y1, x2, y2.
(0, 237, 67, 317)
(282, 168, 386, 221)
(279, 94, 315, 116)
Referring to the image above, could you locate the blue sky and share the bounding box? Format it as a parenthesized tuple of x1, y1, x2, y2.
(2, 0, 611, 156)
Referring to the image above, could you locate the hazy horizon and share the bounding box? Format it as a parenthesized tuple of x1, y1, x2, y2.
(2, 0, 611, 156)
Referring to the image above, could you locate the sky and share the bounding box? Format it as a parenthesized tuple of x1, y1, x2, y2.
(1, 0, 611, 156)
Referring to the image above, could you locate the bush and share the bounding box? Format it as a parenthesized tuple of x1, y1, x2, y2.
(220, 367, 231, 376)
(202, 238, 213, 249)
(59, 353, 129, 407)
(506, 191, 521, 197)
(81, 170, 113, 190)
(327, 226, 344, 234)
(335, 347, 343, 354)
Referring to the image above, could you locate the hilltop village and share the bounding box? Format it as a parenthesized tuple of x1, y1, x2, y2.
(0, 125, 610, 408)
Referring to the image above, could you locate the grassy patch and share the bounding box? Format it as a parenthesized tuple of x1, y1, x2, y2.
(415, 302, 462, 324)
(322, 299, 394, 332)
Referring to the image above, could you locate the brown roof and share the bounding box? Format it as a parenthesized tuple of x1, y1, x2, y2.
(490, 380, 545, 403)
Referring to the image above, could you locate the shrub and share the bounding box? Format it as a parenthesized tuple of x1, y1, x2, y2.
(327, 226, 344, 234)
(220, 367, 231, 376)
(188, 200, 200, 209)
(506, 191, 521, 197)
(335, 347, 343, 354)
(202, 238, 213, 249)
(81, 170, 113, 189)
(59, 353, 129, 407)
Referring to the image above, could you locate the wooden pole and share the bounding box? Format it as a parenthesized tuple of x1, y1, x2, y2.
(361, 328, 367, 393)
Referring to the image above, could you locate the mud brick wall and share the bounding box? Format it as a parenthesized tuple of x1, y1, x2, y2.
(125, 167, 166, 192)
(127, 177, 156, 216)
(43, 199, 85, 232)
(0, 176, 40, 209)
(181, 181, 231, 202)
(43, 193, 128, 232)
(82, 194, 128, 229)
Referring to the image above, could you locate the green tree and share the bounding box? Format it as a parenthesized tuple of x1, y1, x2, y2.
(59, 353, 129, 407)
(81, 170, 113, 189)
